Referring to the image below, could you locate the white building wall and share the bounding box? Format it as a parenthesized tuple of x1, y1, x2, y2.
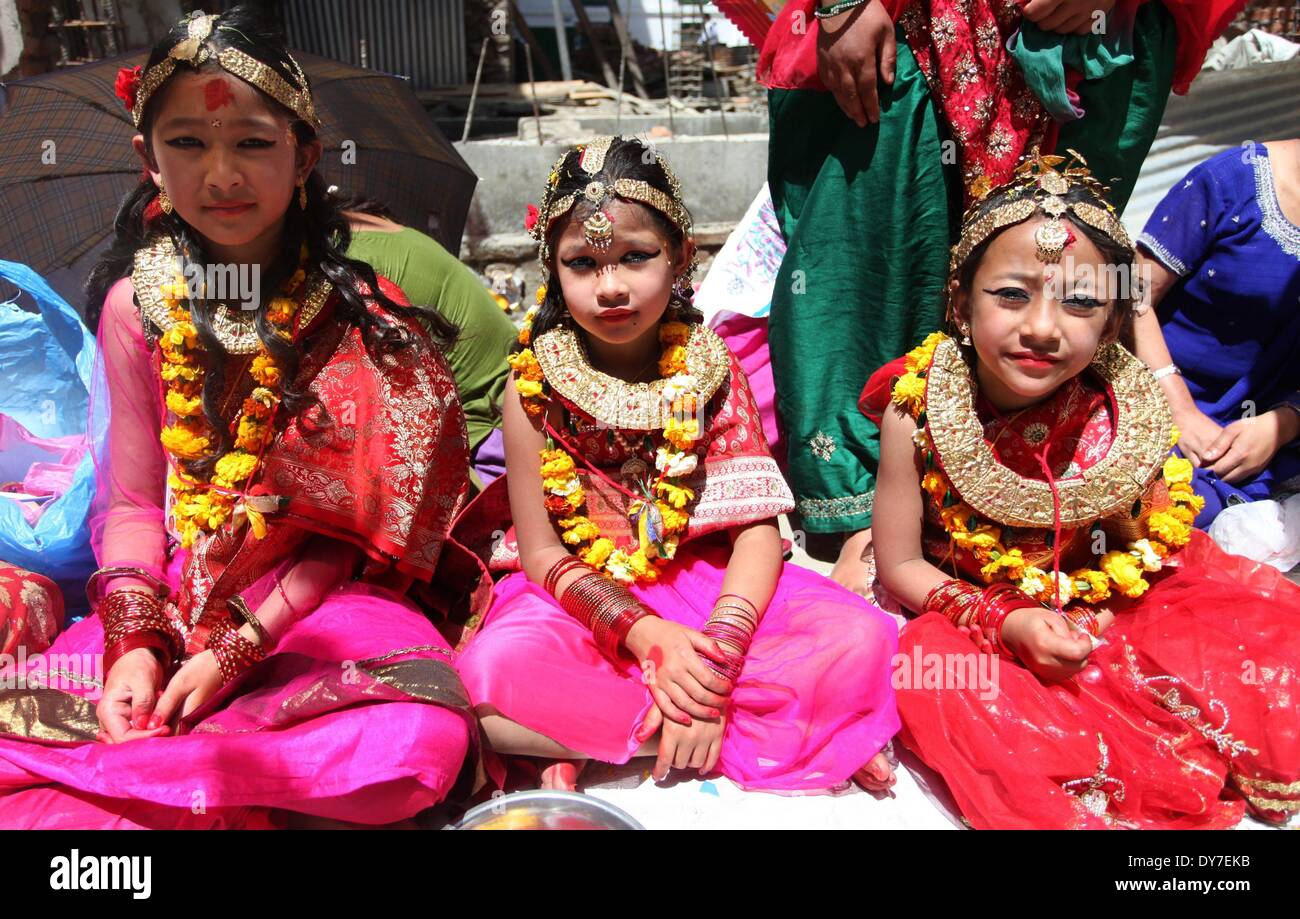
(515, 1, 750, 52)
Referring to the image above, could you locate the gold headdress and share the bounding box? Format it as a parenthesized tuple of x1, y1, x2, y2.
(949, 150, 1133, 274)
(125, 12, 321, 130)
(530, 135, 695, 284)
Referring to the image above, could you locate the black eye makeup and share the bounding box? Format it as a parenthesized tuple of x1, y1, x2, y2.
(561, 247, 662, 270)
(163, 136, 277, 149)
(984, 287, 1030, 302)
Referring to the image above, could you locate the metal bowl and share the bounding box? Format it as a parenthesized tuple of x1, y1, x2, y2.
(453, 790, 645, 830)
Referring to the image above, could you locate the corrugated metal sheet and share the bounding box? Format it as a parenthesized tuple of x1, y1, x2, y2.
(1124, 58, 1300, 235)
(277, 0, 467, 90)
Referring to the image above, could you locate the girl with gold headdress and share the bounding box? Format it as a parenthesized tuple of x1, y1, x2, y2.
(453, 136, 900, 795)
(0, 6, 477, 828)
(864, 152, 1300, 828)
(749, 0, 1241, 594)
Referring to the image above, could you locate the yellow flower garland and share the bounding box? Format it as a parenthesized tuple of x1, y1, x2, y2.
(158, 250, 309, 548)
(508, 316, 703, 584)
(893, 332, 1204, 606)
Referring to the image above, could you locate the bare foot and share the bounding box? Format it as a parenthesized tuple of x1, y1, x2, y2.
(830, 528, 874, 597)
(852, 749, 896, 794)
(540, 758, 588, 791)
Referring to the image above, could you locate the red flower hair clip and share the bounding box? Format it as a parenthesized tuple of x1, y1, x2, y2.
(525, 203, 539, 233)
(115, 65, 143, 113)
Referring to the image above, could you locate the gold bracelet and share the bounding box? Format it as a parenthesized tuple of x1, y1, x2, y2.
(227, 596, 275, 651)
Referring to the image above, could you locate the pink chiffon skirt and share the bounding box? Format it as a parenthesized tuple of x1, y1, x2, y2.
(0, 581, 472, 829)
(457, 540, 900, 792)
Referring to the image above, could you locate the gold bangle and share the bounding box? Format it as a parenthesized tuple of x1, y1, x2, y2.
(227, 596, 275, 650)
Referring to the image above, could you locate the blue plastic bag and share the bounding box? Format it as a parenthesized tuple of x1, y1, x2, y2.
(0, 260, 99, 613)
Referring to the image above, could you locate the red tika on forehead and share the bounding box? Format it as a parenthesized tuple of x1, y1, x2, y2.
(204, 77, 237, 111)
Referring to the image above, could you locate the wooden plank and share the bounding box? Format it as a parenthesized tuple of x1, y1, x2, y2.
(569, 0, 618, 90)
(506, 0, 557, 81)
(606, 0, 648, 98)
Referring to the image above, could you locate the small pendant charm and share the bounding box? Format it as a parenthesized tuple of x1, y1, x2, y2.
(621, 457, 648, 482)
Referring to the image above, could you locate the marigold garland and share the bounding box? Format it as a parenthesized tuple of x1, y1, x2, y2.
(508, 316, 703, 584)
(158, 250, 309, 548)
(893, 332, 1204, 606)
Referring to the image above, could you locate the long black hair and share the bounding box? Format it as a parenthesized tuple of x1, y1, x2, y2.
(516, 136, 702, 354)
(85, 5, 458, 478)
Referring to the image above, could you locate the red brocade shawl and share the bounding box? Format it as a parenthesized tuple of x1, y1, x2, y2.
(260, 279, 469, 581)
(171, 279, 471, 633)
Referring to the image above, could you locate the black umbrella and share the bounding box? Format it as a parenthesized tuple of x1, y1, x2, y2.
(0, 50, 477, 314)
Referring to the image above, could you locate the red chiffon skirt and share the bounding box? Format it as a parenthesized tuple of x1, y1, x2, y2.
(897, 532, 1300, 829)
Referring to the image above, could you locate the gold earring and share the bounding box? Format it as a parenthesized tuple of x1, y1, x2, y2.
(157, 179, 173, 215)
(959, 323, 972, 346)
(298, 182, 308, 210)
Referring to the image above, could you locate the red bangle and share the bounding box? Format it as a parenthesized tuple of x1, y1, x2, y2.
(558, 571, 656, 657)
(1064, 606, 1102, 638)
(977, 583, 1037, 659)
(99, 589, 182, 671)
(610, 606, 654, 653)
(204, 618, 267, 685)
(543, 555, 592, 596)
(924, 578, 982, 626)
(103, 632, 172, 678)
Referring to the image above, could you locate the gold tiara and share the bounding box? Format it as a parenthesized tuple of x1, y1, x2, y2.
(531, 135, 693, 279)
(949, 149, 1132, 273)
(130, 13, 321, 130)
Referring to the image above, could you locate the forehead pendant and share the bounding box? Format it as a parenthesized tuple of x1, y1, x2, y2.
(581, 180, 614, 249)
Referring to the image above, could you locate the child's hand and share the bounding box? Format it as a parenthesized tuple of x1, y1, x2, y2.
(626, 616, 732, 725)
(96, 648, 170, 743)
(1001, 606, 1092, 682)
(652, 711, 727, 782)
(152, 649, 224, 726)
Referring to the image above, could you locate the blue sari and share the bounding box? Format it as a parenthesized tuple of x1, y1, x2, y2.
(1138, 142, 1300, 524)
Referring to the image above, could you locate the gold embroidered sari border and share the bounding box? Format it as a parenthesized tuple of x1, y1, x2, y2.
(925, 338, 1172, 528)
(533, 323, 730, 431)
(1232, 772, 1300, 795)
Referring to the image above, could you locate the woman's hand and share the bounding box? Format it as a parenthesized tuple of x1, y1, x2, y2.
(1171, 404, 1224, 467)
(96, 647, 170, 743)
(1203, 409, 1298, 484)
(1000, 606, 1092, 682)
(151, 650, 223, 726)
(816, 0, 897, 127)
(648, 711, 727, 782)
(1022, 0, 1117, 35)
(626, 616, 732, 725)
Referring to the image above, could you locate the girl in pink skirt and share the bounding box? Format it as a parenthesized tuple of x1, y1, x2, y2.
(455, 136, 899, 793)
